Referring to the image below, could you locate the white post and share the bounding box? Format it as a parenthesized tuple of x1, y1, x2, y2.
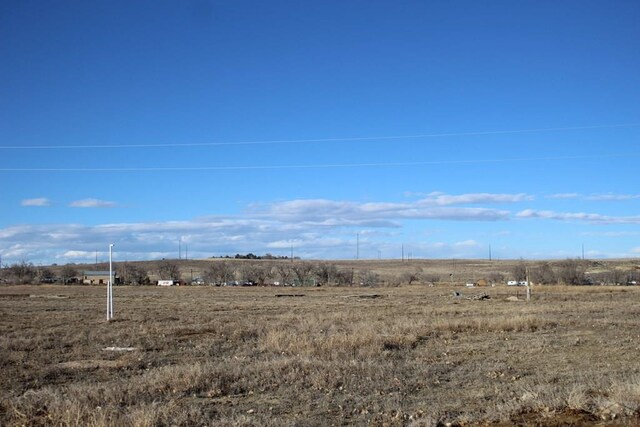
(106, 270, 111, 321)
(108, 243, 114, 320)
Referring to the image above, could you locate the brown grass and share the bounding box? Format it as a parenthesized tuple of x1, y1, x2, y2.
(2, 282, 640, 426)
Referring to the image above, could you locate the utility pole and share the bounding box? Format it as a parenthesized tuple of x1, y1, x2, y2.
(582, 243, 585, 260)
(489, 244, 492, 261)
(356, 232, 359, 260)
(179, 238, 182, 260)
(401, 244, 404, 262)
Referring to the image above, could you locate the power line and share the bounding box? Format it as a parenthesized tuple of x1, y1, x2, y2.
(0, 123, 638, 150)
(1, 152, 638, 172)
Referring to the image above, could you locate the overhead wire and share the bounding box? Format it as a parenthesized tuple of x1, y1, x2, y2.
(0, 123, 638, 150)
(1, 153, 639, 172)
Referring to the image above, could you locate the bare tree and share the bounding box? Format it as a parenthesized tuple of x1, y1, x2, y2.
(239, 263, 259, 284)
(37, 267, 56, 283)
(315, 262, 338, 285)
(625, 270, 640, 285)
(486, 272, 505, 284)
(120, 263, 150, 285)
(422, 273, 440, 285)
(291, 262, 315, 286)
(557, 259, 588, 285)
(511, 260, 527, 282)
(60, 265, 78, 284)
(358, 269, 379, 287)
(253, 263, 273, 286)
(334, 269, 354, 286)
(158, 260, 181, 281)
(7, 261, 37, 284)
(400, 267, 423, 285)
(530, 262, 555, 285)
(203, 261, 234, 285)
(275, 263, 293, 286)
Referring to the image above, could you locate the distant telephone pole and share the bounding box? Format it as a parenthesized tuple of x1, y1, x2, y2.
(489, 244, 492, 261)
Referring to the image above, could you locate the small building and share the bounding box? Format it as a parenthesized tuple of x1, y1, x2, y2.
(83, 270, 119, 285)
(157, 280, 178, 286)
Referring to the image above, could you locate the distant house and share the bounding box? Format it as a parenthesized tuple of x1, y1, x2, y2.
(83, 271, 119, 285)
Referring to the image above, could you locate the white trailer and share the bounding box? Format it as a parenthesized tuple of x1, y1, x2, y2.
(157, 280, 176, 286)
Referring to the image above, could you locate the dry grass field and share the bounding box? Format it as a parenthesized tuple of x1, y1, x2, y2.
(2, 271, 640, 425)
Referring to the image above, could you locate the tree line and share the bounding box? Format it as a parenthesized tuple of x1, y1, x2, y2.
(508, 259, 640, 286)
(2, 258, 638, 286)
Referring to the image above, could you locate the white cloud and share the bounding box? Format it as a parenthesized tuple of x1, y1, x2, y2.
(546, 193, 640, 201)
(421, 192, 533, 205)
(61, 250, 95, 258)
(546, 193, 580, 199)
(585, 193, 640, 201)
(70, 198, 118, 208)
(453, 240, 481, 248)
(6, 192, 639, 264)
(21, 198, 50, 207)
(0, 194, 516, 263)
(516, 209, 640, 224)
(259, 197, 511, 223)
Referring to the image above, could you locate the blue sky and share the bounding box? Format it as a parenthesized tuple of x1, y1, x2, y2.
(1, 1, 639, 264)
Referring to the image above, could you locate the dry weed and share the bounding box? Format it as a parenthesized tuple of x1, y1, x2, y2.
(2, 282, 640, 425)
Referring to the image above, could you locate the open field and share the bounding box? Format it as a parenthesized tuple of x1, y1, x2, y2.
(2, 281, 640, 426)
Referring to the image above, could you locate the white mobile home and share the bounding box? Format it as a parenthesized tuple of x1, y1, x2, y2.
(157, 280, 177, 286)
